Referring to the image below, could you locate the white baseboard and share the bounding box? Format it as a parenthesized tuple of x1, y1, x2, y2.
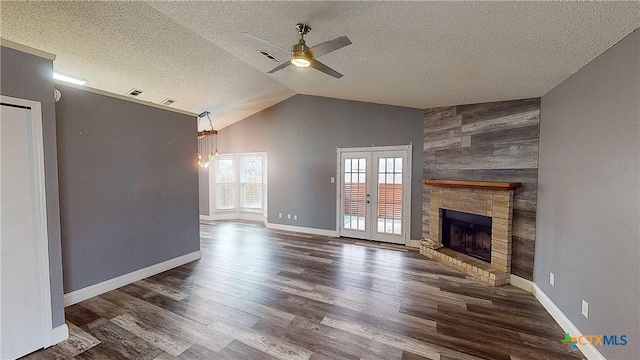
(508, 274, 533, 293)
(265, 222, 339, 237)
(532, 283, 606, 360)
(200, 212, 264, 222)
(63, 250, 201, 306)
(504, 275, 604, 359)
(48, 324, 69, 347)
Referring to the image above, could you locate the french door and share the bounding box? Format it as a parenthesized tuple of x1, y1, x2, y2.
(338, 145, 411, 244)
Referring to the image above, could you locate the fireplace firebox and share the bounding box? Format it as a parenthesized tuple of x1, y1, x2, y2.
(441, 209, 492, 263)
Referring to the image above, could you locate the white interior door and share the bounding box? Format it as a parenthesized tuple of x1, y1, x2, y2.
(338, 146, 411, 245)
(1, 97, 51, 359)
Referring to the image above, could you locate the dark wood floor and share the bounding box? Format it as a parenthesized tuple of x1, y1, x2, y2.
(26, 221, 584, 359)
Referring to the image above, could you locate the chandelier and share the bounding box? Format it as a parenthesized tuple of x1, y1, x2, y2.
(197, 111, 217, 168)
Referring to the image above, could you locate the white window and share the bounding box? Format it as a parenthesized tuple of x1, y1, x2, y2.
(241, 156, 263, 209)
(213, 152, 266, 213)
(215, 156, 235, 210)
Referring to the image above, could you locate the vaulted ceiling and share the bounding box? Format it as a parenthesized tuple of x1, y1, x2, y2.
(1, 1, 638, 130)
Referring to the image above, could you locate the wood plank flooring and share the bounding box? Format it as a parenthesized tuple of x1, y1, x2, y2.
(24, 221, 584, 359)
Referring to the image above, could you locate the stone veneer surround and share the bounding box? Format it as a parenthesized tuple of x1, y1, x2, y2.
(420, 184, 515, 286)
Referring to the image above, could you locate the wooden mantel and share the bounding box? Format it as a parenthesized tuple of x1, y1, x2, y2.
(422, 179, 521, 191)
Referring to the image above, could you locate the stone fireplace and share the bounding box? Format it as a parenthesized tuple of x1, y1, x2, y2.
(420, 180, 519, 286)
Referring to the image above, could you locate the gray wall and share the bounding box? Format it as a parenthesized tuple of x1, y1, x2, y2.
(423, 99, 540, 280)
(1, 46, 65, 327)
(535, 29, 639, 359)
(199, 167, 209, 216)
(55, 85, 200, 292)
(218, 94, 424, 239)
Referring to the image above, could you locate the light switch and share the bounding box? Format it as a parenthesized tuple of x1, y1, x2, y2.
(330, 177, 335, 184)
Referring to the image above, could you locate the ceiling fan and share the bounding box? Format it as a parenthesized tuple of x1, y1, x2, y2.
(243, 23, 352, 79)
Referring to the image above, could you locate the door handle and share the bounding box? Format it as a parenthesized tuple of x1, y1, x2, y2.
(366, 193, 370, 203)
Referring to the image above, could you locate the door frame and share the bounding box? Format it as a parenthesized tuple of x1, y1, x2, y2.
(0, 95, 53, 347)
(336, 144, 412, 245)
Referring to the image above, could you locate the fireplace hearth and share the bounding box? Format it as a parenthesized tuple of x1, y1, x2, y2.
(442, 209, 492, 263)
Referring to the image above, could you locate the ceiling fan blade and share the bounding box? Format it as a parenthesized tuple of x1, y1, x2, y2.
(268, 60, 292, 74)
(309, 36, 352, 58)
(309, 59, 343, 78)
(242, 32, 292, 54)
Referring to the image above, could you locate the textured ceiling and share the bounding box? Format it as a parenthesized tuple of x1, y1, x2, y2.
(1, 1, 638, 130)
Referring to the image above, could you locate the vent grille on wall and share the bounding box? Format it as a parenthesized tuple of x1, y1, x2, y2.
(160, 99, 176, 106)
(258, 50, 280, 63)
(125, 88, 143, 97)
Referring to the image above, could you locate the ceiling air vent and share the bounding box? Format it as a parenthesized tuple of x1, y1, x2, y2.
(125, 88, 143, 97)
(258, 50, 280, 63)
(160, 98, 176, 106)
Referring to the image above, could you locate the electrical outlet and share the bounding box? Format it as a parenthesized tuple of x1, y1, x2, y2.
(278, 213, 282, 219)
(287, 214, 291, 219)
(461, 135, 472, 147)
(581, 300, 589, 318)
(549, 272, 555, 286)
(294, 215, 298, 220)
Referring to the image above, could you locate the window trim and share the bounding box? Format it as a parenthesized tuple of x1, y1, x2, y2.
(239, 155, 264, 210)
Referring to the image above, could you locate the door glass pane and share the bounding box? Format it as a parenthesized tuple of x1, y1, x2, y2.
(395, 157, 402, 173)
(344, 157, 366, 231)
(376, 156, 403, 235)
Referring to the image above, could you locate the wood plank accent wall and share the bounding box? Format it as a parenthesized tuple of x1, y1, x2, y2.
(422, 98, 540, 280)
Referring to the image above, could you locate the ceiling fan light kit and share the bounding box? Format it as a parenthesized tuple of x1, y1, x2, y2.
(243, 23, 351, 78)
(291, 54, 310, 68)
(291, 46, 311, 68)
